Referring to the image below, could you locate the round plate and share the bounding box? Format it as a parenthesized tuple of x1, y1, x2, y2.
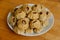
(7, 4, 54, 36)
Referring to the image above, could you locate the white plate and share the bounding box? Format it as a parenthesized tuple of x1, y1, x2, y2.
(7, 4, 54, 36)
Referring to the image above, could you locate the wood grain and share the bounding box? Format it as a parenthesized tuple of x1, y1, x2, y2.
(0, 0, 60, 40)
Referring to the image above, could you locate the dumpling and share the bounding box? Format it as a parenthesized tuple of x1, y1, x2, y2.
(17, 18, 29, 30)
(9, 15, 16, 27)
(13, 26, 25, 34)
(11, 6, 26, 19)
(25, 28, 33, 34)
(30, 20, 42, 29)
(22, 4, 32, 14)
(15, 11, 26, 19)
(13, 26, 18, 34)
(32, 4, 37, 11)
(17, 28, 25, 34)
(28, 11, 39, 20)
(32, 4, 44, 12)
(42, 20, 49, 27)
(33, 28, 42, 33)
(39, 9, 51, 21)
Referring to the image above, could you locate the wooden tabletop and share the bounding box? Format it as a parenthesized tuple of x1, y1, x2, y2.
(0, 0, 60, 40)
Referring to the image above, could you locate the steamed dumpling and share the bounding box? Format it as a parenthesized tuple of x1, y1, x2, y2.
(25, 28, 33, 34)
(32, 4, 45, 12)
(9, 15, 16, 27)
(30, 20, 42, 29)
(13, 26, 25, 34)
(42, 20, 49, 27)
(17, 18, 29, 30)
(13, 26, 18, 34)
(39, 9, 51, 21)
(28, 11, 39, 20)
(33, 28, 42, 33)
(15, 11, 26, 19)
(22, 4, 32, 14)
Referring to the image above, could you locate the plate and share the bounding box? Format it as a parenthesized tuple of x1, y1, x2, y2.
(7, 4, 54, 36)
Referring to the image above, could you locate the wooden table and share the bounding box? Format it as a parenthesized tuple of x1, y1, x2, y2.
(0, 0, 60, 40)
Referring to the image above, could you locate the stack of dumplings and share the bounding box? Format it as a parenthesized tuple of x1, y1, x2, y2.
(9, 4, 51, 34)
